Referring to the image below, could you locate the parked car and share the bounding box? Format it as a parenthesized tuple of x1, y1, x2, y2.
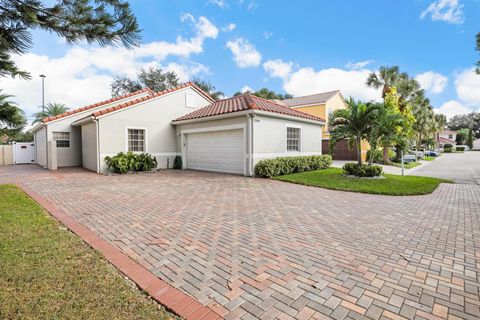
(424, 150, 439, 157)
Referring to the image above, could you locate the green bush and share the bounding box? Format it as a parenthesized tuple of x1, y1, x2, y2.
(443, 143, 453, 149)
(366, 149, 396, 163)
(455, 146, 465, 151)
(104, 152, 158, 174)
(342, 163, 383, 177)
(173, 155, 182, 169)
(444, 147, 453, 153)
(255, 155, 332, 178)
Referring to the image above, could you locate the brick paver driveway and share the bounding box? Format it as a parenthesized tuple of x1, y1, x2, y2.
(2, 165, 480, 320)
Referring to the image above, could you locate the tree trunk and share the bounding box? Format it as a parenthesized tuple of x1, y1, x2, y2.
(368, 146, 375, 165)
(357, 138, 362, 166)
(383, 144, 390, 164)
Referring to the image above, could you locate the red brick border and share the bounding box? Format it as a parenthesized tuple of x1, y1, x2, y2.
(18, 183, 222, 320)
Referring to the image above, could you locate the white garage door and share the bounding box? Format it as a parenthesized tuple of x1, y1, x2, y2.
(186, 129, 244, 174)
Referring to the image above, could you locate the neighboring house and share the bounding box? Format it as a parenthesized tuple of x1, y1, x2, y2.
(32, 83, 324, 176)
(279, 90, 368, 161)
(438, 130, 457, 148)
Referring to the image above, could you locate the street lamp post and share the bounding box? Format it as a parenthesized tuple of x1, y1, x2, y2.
(39, 74, 46, 115)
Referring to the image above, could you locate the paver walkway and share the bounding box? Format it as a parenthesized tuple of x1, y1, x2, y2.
(2, 165, 480, 320)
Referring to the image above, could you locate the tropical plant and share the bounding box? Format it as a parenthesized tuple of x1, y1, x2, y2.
(111, 67, 180, 97)
(0, 91, 27, 138)
(329, 98, 380, 165)
(104, 152, 157, 173)
(173, 155, 182, 169)
(343, 163, 383, 177)
(455, 128, 469, 145)
(255, 155, 332, 178)
(0, 0, 140, 80)
(467, 129, 474, 149)
(192, 78, 223, 100)
(33, 103, 69, 123)
(476, 32, 480, 74)
(366, 66, 406, 98)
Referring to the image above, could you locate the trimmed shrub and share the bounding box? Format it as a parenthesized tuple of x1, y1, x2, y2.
(342, 163, 383, 177)
(173, 155, 182, 169)
(254, 155, 332, 178)
(455, 146, 465, 151)
(443, 143, 453, 149)
(104, 152, 157, 174)
(444, 147, 453, 153)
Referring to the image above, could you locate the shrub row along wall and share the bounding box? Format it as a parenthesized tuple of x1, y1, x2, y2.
(255, 155, 332, 178)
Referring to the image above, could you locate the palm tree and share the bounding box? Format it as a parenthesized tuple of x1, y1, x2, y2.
(476, 32, 480, 74)
(366, 66, 406, 98)
(375, 107, 405, 164)
(0, 91, 26, 137)
(33, 103, 69, 123)
(329, 98, 380, 165)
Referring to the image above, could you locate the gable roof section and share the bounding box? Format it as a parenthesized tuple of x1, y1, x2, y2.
(90, 82, 214, 119)
(172, 94, 325, 123)
(279, 90, 340, 108)
(42, 88, 154, 123)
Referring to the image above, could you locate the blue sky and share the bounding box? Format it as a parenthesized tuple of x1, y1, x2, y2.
(2, 0, 480, 120)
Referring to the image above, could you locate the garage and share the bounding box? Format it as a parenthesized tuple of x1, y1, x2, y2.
(186, 129, 244, 174)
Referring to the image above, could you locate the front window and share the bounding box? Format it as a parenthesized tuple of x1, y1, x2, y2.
(128, 129, 145, 152)
(448, 134, 453, 139)
(287, 127, 301, 152)
(53, 131, 70, 148)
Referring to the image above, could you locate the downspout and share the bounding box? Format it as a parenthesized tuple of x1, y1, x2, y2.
(94, 119, 101, 173)
(45, 125, 48, 169)
(248, 113, 255, 176)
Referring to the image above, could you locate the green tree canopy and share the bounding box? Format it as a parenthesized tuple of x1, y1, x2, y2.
(0, 0, 141, 79)
(448, 112, 480, 138)
(233, 88, 293, 100)
(476, 32, 480, 74)
(192, 78, 223, 101)
(0, 91, 26, 138)
(111, 67, 180, 97)
(33, 102, 68, 123)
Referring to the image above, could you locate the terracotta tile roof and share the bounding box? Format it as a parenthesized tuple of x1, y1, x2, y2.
(42, 88, 154, 123)
(91, 82, 215, 118)
(278, 90, 340, 107)
(172, 94, 325, 122)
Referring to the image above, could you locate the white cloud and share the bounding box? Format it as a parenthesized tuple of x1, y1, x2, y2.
(420, 0, 465, 24)
(226, 38, 261, 68)
(435, 100, 474, 119)
(206, 0, 228, 8)
(263, 59, 293, 80)
(346, 60, 374, 70)
(241, 85, 254, 93)
(283, 67, 381, 101)
(415, 71, 448, 94)
(1, 14, 216, 120)
(221, 23, 236, 32)
(455, 68, 480, 106)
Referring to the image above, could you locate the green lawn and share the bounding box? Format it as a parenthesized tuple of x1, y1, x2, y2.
(390, 161, 422, 169)
(423, 156, 436, 161)
(0, 184, 175, 320)
(274, 168, 450, 196)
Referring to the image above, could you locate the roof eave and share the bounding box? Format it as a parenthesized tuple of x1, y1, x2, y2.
(31, 122, 45, 133)
(72, 115, 95, 126)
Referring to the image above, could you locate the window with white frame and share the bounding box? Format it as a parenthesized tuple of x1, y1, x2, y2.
(53, 131, 70, 148)
(127, 129, 145, 152)
(286, 127, 301, 152)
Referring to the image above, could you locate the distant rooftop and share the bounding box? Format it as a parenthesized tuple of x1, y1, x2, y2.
(278, 90, 340, 108)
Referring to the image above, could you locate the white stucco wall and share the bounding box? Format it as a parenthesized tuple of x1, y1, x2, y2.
(252, 114, 323, 167)
(81, 122, 98, 172)
(33, 91, 151, 168)
(34, 127, 47, 167)
(97, 87, 212, 172)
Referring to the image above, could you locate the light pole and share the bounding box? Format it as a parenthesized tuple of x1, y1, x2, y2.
(39, 74, 46, 115)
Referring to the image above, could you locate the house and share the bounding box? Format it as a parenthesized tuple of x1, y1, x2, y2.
(438, 130, 457, 148)
(32, 83, 325, 176)
(278, 90, 368, 161)
(473, 138, 480, 150)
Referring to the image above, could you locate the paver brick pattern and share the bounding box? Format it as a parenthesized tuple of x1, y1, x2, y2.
(2, 165, 480, 320)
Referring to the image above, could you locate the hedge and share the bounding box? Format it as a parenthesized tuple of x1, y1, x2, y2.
(343, 163, 383, 177)
(104, 152, 157, 174)
(255, 155, 332, 178)
(455, 146, 465, 151)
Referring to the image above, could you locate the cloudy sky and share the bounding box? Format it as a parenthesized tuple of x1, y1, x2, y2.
(2, 0, 480, 122)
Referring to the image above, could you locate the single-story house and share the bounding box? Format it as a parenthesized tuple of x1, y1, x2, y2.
(32, 83, 325, 176)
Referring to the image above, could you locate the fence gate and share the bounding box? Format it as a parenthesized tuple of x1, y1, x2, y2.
(13, 142, 35, 164)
